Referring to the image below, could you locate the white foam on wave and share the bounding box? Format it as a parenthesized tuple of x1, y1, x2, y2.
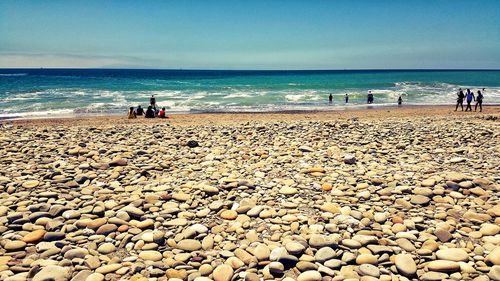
(223, 92, 253, 99)
(0, 73, 28, 77)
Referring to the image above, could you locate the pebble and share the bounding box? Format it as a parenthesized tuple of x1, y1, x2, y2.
(139, 250, 163, 261)
(427, 260, 460, 272)
(32, 265, 69, 281)
(395, 254, 417, 277)
(436, 248, 469, 262)
(176, 239, 202, 251)
(213, 264, 234, 281)
(297, 270, 322, 281)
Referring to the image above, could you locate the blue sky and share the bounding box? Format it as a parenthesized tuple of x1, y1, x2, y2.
(1, 0, 499, 69)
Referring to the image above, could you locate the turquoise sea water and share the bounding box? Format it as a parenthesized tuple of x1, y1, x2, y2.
(0, 69, 499, 118)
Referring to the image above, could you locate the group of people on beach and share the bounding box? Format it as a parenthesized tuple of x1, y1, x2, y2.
(128, 95, 168, 119)
(455, 88, 484, 112)
(328, 91, 403, 105)
(128, 89, 487, 118)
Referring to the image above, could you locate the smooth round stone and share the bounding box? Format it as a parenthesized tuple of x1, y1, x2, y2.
(213, 264, 233, 281)
(64, 248, 88, 259)
(297, 270, 322, 281)
(97, 243, 116, 254)
(486, 247, 500, 265)
(86, 273, 105, 281)
(136, 219, 154, 229)
(359, 264, 380, 277)
(139, 250, 162, 261)
(320, 203, 340, 214)
(356, 254, 378, 265)
(254, 244, 270, 261)
(190, 224, 208, 234)
(279, 186, 298, 195)
(342, 239, 362, 249)
(395, 254, 417, 277)
(285, 241, 306, 255)
(420, 271, 449, 281)
(165, 218, 188, 226)
(297, 261, 319, 271)
(488, 265, 500, 281)
(324, 259, 342, 269)
(176, 239, 202, 251)
(480, 223, 500, 236)
(32, 265, 69, 281)
(22, 180, 40, 188)
(4, 240, 26, 251)
(315, 247, 336, 263)
(373, 213, 387, 223)
(243, 273, 259, 281)
(62, 210, 80, 219)
(96, 224, 118, 235)
(220, 210, 238, 220)
(22, 229, 46, 243)
(321, 183, 332, 191)
(434, 228, 452, 242)
(95, 263, 122, 274)
(199, 264, 213, 276)
(427, 260, 460, 272)
(410, 195, 430, 205)
(436, 248, 469, 262)
(421, 178, 436, 187)
(269, 261, 285, 274)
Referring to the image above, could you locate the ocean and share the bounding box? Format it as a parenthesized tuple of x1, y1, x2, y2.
(0, 69, 499, 118)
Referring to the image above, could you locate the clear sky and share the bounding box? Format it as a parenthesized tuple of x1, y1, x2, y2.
(1, 0, 499, 69)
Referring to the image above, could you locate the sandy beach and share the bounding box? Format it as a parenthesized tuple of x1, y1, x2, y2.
(0, 105, 499, 281)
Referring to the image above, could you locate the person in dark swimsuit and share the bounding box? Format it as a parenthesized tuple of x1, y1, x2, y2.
(455, 89, 465, 111)
(150, 95, 156, 110)
(475, 90, 483, 112)
(398, 96, 402, 106)
(465, 89, 475, 112)
(329, 93, 333, 104)
(367, 91, 374, 104)
(136, 105, 144, 116)
(145, 106, 155, 118)
(345, 94, 349, 103)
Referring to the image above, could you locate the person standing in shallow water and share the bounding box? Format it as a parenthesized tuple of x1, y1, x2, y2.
(367, 91, 374, 104)
(150, 95, 156, 110)
(465, 89, 475, 111)
(455, 88, 465, 111)
(398, 96, 402, 106)
(345, 94, 349, 103)
(328, 93, 333, 104)
(475, 89, 484, 112)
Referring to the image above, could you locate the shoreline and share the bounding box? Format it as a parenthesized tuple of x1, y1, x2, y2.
(3, 104, 499, 127)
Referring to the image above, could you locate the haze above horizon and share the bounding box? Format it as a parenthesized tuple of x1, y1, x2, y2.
(1, 0, 499, 69)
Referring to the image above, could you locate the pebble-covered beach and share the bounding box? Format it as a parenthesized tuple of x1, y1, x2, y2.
(0, 107, 499, 281)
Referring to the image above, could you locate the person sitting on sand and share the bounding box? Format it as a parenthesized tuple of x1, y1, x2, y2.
(145, 105, 155, 118)
(475, 89, 483, 112)
(136, 105, 144, 116)
(159, 107, 167, 118)
(465, 89, 475, 112)
(329, 93, 333, 104)
(127, 107, 137, 119)
(398, 96, 402, 106)
(455, 89, 465, 111)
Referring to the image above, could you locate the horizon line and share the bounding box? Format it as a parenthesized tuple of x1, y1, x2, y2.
(1, 67, 500, 71)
